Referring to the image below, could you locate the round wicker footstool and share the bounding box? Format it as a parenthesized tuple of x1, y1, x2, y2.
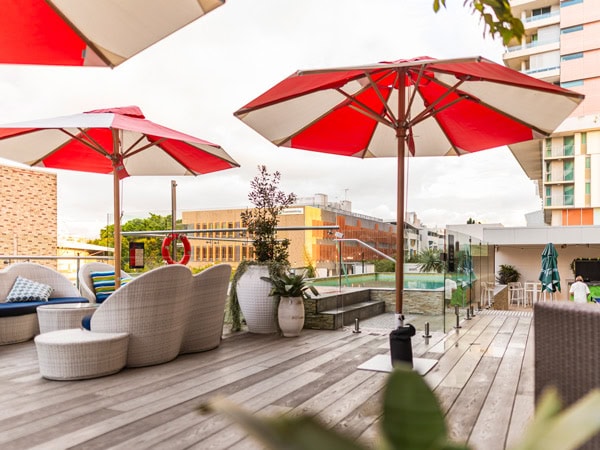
(34, 329, 129, 380)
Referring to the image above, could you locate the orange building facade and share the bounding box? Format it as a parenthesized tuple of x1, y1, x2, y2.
(181, 204, 398, 275)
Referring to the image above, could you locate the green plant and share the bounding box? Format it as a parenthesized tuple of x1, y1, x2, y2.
(497, 264, 521, 284)
(374, 259, 395, 273)
(201, 366, 600, 450)
(240, 165, 296, 264)
(262, 271, 319, 300)
(228, 167, 297, 331)
(417, 248, 445, 273)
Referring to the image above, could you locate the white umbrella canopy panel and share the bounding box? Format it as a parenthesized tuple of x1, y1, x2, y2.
(0, 106, 239, 281)
(0, 0, 225, 67)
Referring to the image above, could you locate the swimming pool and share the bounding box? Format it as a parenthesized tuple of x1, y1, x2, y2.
(312, 273, 445, 290)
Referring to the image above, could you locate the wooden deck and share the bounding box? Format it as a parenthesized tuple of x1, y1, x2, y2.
(0, 309, 534, 449)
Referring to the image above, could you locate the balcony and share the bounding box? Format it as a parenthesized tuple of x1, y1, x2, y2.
(545, 146, 575, 158)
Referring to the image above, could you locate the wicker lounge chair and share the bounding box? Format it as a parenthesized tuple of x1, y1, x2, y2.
(181, 264, 232, 354)
(78, 262, 130, 303)
(89, 264, 191, 367)
(35, 264, 232, 379)
(534, 301, 600, 449)
(0, 263, 85, 345)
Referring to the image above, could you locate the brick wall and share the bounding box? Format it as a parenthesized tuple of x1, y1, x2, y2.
(0, 165, 57, 268)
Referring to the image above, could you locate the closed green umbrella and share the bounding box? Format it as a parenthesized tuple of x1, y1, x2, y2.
(539, 243, 561, 298)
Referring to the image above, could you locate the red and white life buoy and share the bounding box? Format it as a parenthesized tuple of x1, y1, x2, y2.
(161, 233, 191, 265)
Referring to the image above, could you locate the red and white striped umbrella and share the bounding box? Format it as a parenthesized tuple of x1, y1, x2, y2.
(0, 0, 224, 68)
(0, 105, 239, 279)
(234, 56, 584, 320)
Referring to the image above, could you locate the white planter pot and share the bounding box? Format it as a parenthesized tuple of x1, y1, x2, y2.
(277, 296, 305, 337)
(236, 265, 277, 334)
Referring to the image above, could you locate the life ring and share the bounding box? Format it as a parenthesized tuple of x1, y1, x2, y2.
(161, 233, 191, 265)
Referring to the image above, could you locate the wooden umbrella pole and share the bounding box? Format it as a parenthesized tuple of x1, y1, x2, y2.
(113, 131, 122, 288)
(395, 68, 406, 328)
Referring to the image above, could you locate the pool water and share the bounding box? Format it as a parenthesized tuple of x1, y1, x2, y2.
(312, 273, 445, 290)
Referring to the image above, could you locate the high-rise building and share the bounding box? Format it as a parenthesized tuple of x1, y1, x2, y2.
(504, 0, 600, 225)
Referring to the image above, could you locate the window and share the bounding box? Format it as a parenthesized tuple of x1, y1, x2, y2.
(563, 136, 574, 156)
(546, 186, 552, 206)
(561, 80, 584, 88)
(533, 6, 551, 15)
(586, 182, 591, 195)
(561, 52, 583, 61)
(564, 185, 574, 206)
(545, 138, 552, 157)
(561, 25, 583, 34)
(545, 161, 552, 181)
(582, 132, 587, 145)
(586, 156, 591, 169)
(563, 160, 574, 181)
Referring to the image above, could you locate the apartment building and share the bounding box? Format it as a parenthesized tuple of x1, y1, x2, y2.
(505, 0, 600, 225)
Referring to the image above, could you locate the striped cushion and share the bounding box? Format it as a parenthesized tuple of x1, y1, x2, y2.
(90, 271, 131, 303)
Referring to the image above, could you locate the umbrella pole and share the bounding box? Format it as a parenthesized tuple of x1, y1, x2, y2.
(112, 136, 122, 288)
(395, 69, 406, 327)
(113, 167, 122, 287)
(389, 69, 416, 368)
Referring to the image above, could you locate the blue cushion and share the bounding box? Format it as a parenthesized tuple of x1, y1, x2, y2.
(0, 297, 88, 317)
(6, 276, 53, 302)
(81, 314, 92, 330)
(90, 271, 131, 303)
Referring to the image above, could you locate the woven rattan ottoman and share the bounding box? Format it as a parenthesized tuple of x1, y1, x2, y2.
(35, 329, 129, 380)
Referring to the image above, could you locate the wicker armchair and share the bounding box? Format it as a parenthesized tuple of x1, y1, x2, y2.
(534, 301, 600, 449)
(90, 264, 191, 367)
(78, 262, 130, 303)
(181, 264, 232, 354)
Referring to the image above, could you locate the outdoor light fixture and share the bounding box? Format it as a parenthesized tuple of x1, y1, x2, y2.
(334, 232, 344, 239)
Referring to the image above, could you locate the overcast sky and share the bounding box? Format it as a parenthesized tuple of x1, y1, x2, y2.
(0, 0, 541, 238)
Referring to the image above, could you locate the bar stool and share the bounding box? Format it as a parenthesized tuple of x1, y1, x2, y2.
(508, 282, 525, 307)
(480, 281, 494, 307)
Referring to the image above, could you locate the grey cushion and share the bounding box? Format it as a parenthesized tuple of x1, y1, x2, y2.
(6, 276, 54, 302)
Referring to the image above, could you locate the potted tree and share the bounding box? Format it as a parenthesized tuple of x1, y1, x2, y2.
(263, 270, 319, 337)
(229, 165, 296, 334)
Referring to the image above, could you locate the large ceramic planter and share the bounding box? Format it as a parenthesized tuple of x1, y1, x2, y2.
(277, 296, 305, 337)
(236, 264, 278, 334)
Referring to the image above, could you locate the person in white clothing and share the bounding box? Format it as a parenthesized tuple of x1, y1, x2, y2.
(569, 275, 590, 304)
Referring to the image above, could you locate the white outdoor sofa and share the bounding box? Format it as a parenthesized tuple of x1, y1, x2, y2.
(0, 263, 87, 345)
(35, 263, 232, 380)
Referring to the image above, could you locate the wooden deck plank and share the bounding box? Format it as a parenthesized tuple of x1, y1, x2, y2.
(0, 311, 534, 450)
(468, 316, 532, 450)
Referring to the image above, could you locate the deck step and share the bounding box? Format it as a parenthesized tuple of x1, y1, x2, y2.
(305, 299, 386, 330)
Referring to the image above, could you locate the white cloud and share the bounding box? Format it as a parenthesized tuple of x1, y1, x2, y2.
(0, 0, 541, 237)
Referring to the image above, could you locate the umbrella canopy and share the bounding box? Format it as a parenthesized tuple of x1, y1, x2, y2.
(539, 243, 561, 294)
(0, 0, 224, 67)
(0, 105, 239, 281)
(234, 56, 584, 320)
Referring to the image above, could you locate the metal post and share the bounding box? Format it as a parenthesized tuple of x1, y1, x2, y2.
(454, 305, 462, 329)
(423, 321, 432, 338)
(171, 180, 177, 260)
(352, 317, 361, 334)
